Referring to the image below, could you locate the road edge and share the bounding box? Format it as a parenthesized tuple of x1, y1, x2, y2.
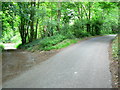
(108, 35, 118, 88)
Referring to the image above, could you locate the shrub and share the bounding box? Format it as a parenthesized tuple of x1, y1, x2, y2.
(61, 24, 75, 39)
(39, 34, 66, 48)
(16, 43, 22, 49)
(0, 44, 4, 52)
(91, 17, 104, 35)
(42, 39, 78, 51)
(17, 34, 66, 51)
(71, 20, 91, 38)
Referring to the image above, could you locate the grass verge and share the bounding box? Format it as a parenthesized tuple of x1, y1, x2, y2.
(17, 34, 85, 51)
(17, 34, 106, 52)
(109, 35, 118, 88)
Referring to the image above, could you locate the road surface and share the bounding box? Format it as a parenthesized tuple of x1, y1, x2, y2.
(3, 35, 116, 88)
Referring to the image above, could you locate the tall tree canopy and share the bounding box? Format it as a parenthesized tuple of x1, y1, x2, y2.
(1, 2, 119, 44)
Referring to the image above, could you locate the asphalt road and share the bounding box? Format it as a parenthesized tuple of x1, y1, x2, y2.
(3, 35, 116, 88)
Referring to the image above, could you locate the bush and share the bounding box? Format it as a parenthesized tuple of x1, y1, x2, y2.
(61, 24, 75, 39)
(39, 35, 66, 48)
(91, 17, 103, 35)
(16, 43, 22, 49)
(73, 29, 91, 38)
(42, 39, 78, 51)
(71, 20, 91, 38)
(17, 34, 66, 51)
(112, 36, 118, 59)
(0, 44, 4, 52)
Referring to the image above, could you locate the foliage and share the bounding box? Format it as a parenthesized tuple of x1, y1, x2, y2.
(43, 39, 78, 51)
(91, 17, 104, 35)
(1, 2, 119, 51)
(112, 36, 118, 59)
(0, 44, 4, 52)
(17, 34, 66, 50)
(71, 20, 91, 38)
(61, 24, 75, 39)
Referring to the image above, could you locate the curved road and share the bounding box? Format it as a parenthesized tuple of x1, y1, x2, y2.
(3, 35, 116, 88)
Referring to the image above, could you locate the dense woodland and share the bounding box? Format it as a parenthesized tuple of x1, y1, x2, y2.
(0, 2, 119, 50)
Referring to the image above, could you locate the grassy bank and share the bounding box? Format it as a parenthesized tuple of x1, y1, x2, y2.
(110, 35, 118, 88)
(17, 33, 113, 52)
(17, 34, 96, 51)
(112, 36, 118, 60)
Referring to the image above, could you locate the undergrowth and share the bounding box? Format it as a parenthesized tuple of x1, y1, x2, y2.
(17, 32, 108, 52)
(17, 34, 85, 51)
(0, 44, 4, 52)
(112, 36, 118, 60)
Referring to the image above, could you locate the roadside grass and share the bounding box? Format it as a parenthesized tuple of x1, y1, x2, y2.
(110, 35, 118, 88)
(17, 34, 90, 51)
(17, 34, 66, 51)
(112, 36, 118, 60)
(41, 39, 79, 51)
(17, 34, 113, 52)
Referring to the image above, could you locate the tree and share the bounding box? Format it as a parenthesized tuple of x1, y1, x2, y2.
(1, 2, 118, 44)
(56, 1, 61, 31)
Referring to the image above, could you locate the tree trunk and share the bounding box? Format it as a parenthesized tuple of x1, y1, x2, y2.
(19, 17, 26, 44)
(77, 3, 81, 20)
(86, 2, 91, 33)
(29, 2, 35, 42)
(86, 24, 90, 32)
(35, 2, 40, 39)
(57, 1, 61, 31)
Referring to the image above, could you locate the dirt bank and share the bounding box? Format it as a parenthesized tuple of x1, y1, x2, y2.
(2, 49, 60, 83)
(109, 40, 118, 88)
